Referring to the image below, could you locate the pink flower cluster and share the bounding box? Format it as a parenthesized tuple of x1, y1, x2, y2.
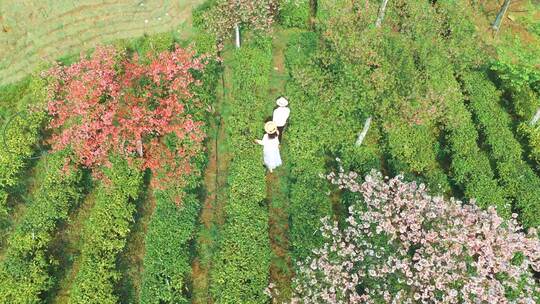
(44, 46, 209, 195)
(283, 170, 540, 303)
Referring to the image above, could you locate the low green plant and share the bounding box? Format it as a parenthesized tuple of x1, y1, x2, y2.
(462, 71, 540, 228)
(279, 0, 310, 29)
(69, 157, 142, 304)
(0, 76, 47, 218)
(0, 150, 82, 303)
(209, 37, 271, 303)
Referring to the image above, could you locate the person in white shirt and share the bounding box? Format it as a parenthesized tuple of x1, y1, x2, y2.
(255, 121, 282, 173)
(272, 97, 290, 142)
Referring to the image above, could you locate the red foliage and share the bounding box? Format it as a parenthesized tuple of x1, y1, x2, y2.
(45, 46, 208, 192)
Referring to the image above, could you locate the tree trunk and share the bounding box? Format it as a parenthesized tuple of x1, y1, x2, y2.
(235, 23, 240, 48)
(531, 108, 540, 126)
(136, 139, 144, 157)
(309, 0, 317, 30)
(492, 0, 512, 32)
(356, 117, 372, 146)
(375, 0, 389, 28)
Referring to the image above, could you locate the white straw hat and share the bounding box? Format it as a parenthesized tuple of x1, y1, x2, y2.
(276, 97, 289, 107)
(264, 121, 278, 134)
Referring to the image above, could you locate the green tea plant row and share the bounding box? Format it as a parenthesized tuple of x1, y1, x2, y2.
(69, 157, 142, 304)
(0, 77, 47, 218)
(0, 150, 82, 303)
(462, 71, 540, 228)
(442, 78, 511, 217)
(209, 38, 272, 303)
(283, 32, 333, 262)
(139, 38, 219, 303)
(140, 191, 200, 304)
(503, 86, 540, 171)
(279, 0, 310, 29)
(363, 41, 450, 194)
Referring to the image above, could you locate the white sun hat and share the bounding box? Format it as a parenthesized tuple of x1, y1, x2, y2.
(276, 97, 289, 107)
(264, 121, 278, 134)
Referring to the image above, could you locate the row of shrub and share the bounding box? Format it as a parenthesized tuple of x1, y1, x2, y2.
(139, 191, 200, 304)
(0, 76, 47, 219)
(462, 71, 540, 228)
(499, 83, 540, 171)
(0, 150, 82, 303)
(68, 157, 142, 303)
(139, 29, 220, 303)
(279, 0, 310, 29)
(442, 76, 511, 217)
(208, 37, 272, 303)
(283, 31, 335, 262)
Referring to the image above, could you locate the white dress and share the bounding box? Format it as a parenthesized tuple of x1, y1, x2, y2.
(258, 134, 282, 171)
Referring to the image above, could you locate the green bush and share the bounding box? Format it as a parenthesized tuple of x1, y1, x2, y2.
(0, 150, 82, 304)
(140, 192, 200, 304)
(0, 76, 47, 218)
(69, 157, 142, 304)
(283, 32, 334, 261)
(519, 123, 540, 169)
(443, 80, 510, 216)
(209, 38, 271, 303)
(279, 0, 310, 29)
(504, 86, 540, 171)
(463, 71, 540, 228)
(139, 41, 217, 302)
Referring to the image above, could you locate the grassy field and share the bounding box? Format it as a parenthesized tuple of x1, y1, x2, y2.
(0, 0, 204, 85)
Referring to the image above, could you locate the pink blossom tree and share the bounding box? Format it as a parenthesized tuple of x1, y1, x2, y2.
(278, 170, 540, 303)
(45, 46, 209, 197)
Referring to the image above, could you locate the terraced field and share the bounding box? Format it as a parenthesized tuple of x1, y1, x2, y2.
(0, 0, 203, 85)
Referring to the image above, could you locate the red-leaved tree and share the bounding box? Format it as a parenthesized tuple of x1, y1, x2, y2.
(45, 46, 208, 196)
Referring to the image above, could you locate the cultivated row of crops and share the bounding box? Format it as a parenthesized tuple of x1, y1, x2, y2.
(0, 0, 539, 303)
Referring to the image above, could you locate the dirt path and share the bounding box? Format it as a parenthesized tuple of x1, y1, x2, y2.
(267, 28, 294, 302)
(191, 57, 231, 304)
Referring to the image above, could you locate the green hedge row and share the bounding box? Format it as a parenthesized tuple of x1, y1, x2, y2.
(0, 76, 47, 218)
(140, 191, 200, 304)
(383, 123, 450, 194)
(283, 32, 333, 262)
(69, 157, 142, 304)
(279, 0, 310, 29)
(373, 34, 450, 194)
(505, 86, 540, 171)
(443, 80, 511, 216)
(463, 71, 540, 228)
(0, 150, 82, 303)
(209, 38, 271, 303)
(139, 38, 219, 303)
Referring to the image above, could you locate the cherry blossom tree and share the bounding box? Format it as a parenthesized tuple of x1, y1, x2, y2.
(274, 170, 540, 303)
(45, 46, 209, 195)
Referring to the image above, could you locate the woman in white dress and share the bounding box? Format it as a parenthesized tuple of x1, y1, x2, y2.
(255, 121, 282, 173)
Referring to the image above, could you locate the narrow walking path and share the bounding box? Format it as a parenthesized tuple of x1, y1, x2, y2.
(266, 28, 295, 302)
(191, 54, 232, 304)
